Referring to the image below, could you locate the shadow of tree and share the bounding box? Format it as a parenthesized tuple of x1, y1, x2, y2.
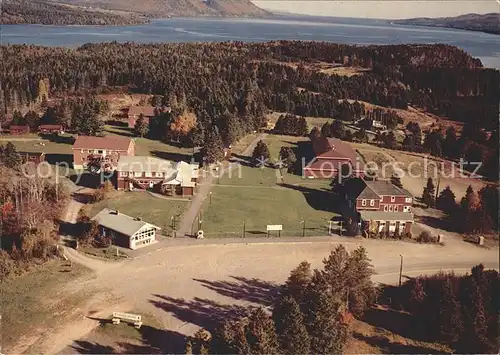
(281, 183, 347, 215)
(417, 215, 455, 233)
(149, 295, 251, 331)
(41, 134, 75, 145)
(231, 153, 255, 167)
(150, 150, 193, 163)
(193, 276, 279, 307)
(352, 332, 443, 354)
(360, 306, 427, 341)
(71, 320, 187, 354)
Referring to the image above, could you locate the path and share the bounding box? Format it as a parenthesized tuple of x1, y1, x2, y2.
(176, 133, 267, 237)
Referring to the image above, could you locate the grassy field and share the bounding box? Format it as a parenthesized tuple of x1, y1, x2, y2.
(200, 133, 339, 237)
(0, 260, 89, 353)
(85, 191, 190, 235)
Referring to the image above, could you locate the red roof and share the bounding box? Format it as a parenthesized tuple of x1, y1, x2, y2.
(73, 136, 133, 151)
(312, 136, 359, 164)
(9, 125, 30, 130)
(128, 106, 156, 117)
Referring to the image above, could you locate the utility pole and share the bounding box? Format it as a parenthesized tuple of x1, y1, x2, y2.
(300, 220, 306, 237)
(243, 221, 246, 238)
(339, 220, 343, 236)
(399, 254, 404, 287)
(209, 191, 212, 204)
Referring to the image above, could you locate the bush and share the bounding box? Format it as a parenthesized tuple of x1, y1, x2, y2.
(417, 231, 437, 244)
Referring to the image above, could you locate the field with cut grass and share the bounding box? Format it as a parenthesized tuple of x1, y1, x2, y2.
(0, 260, 90, 353)
(84, 191, 190, 235)
(200, 133, 340, 237)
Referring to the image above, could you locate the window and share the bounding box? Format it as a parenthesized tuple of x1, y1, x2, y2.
(94, 149, 99, 154)
(121, 172, 128, 177)
(361, 199, 367, 206)
(134, 171, 142, 177)
(405, 197, 412, 203)
(97, 150, 103, 154)
(370, 199, 375, 206)
(395, 205, 399, 212)
(155, 172, 163, 177)
(88, 149, 92, 153)
(403, 206, 411, 212)
(390, 196, 395, 202)
(384, 205, 388, 212)
(389, 205, 393, 212)
(81, 157, 86, 162)
(145, 172, 153, 178)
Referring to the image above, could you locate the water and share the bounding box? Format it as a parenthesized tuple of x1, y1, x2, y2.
(2, 16, 499, 68)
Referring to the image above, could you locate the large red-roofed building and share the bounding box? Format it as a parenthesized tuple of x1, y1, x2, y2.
(303, 136, 364, 179)
(72, 135, 135, 171)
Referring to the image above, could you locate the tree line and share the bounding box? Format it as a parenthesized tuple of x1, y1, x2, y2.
(1, 41, 498, 149)
(392, 264, 499, 353)
(422, 178, 499, 234)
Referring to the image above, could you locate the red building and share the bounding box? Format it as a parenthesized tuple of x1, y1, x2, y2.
(303, 136, 364, 179)
(39, 124, 63, 134)
(127, 106, 156, 128)
(9, 125, 30, 135)
(72, 136, 135, 171)
(349, 180, 414, 235)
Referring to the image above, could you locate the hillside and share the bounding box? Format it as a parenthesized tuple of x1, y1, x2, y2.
(1, 0, 148, 25)
(48, 0, 271, 17)
(394, 13, 500, 35)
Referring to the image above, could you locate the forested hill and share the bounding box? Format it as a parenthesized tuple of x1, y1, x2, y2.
(1, 41, 498, 132)
(1, 0, 149, 25)
(46, 0, 271, 17)
(394, 13, 500, 35)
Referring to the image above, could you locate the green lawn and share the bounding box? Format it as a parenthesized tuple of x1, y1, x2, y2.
(86, 191, 189, 235)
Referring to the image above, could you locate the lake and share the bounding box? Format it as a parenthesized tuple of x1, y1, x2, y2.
(2, 16, 499, 68)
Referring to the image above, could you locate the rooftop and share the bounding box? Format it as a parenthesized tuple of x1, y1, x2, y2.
(362, 180, 412, 198)
(92, 208, 160, 237)
(73, 135, 133, 151)
(312, 136, 361, 166)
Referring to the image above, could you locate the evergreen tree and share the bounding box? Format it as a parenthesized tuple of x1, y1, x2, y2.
(479, 185, 499, 231)
(305, 281, 348, 354)
(252, 140, 270, 167)
(458, 277, 490, 353)
(283, 261, 312, 305)
(345, 246, 376, 316)
(390, 174, 403, 188)
(384, 131, 397, 149)
(24, 110, 40, 129)
(247, 308, 280, 354)
(422, 177, 436, 207)
(321, 122, 332, 137)
(279, 146, 297, 169)
(134, 114, 149, 137)
(330, 119, 345, 139)
(3, 142, 21, 168)
(353, 128, 368, 142)
(11, 110, 24, 125)
(436, 185, 457, 214)
(309, 126, 321, 140)
(437, 278, 463, 343)
(273, 296, 311, 354)
(443, 126, 458, 158)
(407, 277, 426, 316)
(344, 130, 353, 142)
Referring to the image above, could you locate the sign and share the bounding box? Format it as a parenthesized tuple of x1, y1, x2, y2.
(266, 225, 283, 231)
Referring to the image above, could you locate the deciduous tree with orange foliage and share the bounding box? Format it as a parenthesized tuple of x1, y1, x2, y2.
(170, 111, 197, 142)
